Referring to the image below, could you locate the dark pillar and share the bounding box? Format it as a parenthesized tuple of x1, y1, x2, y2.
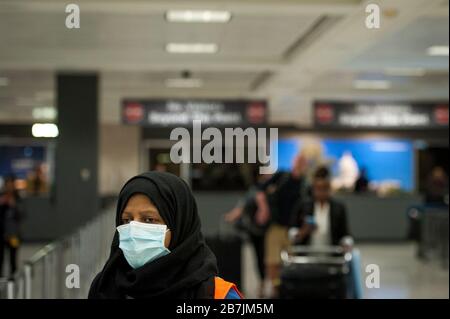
(55, 73, 99, 237)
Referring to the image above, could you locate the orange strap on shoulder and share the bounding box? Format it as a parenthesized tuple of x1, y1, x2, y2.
(214, 277, 244, 299)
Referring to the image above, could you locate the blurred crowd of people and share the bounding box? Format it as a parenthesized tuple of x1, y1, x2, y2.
(224, 142, 448, 298)
(224, 148, 354, 298)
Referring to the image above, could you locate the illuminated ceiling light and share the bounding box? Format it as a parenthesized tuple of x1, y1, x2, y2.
(166, 10, 231, 23)
(427, 45, 449, 56)
(0, 77, 9, 86)
(384, 67, 426, 76)
(166, 43, 218, 54)
(165, 78, 204, 88)
(353, 80, 391, 90)
(31, 123, 59, 138)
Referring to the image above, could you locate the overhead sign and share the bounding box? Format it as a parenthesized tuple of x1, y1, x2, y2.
(122, 99, 267, 127)
(314, 101, 449, 129)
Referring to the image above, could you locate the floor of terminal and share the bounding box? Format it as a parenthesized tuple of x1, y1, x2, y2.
(242, 242, 449, 299)
(4, 241, 448, 299)
(357, 243, 449, 299)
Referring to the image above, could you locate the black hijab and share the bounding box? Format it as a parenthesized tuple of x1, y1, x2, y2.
(88, 172, 218, 299)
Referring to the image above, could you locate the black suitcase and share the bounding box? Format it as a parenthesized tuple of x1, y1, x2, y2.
(280, 246, 350, 299)
(205, 234, 243, 290)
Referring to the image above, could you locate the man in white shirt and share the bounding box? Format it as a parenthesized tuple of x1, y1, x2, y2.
(291, 167, 353, 248)
(310, 201, 330, 247)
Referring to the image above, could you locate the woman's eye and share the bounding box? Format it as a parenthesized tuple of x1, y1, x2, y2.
(122, 219, 131, 224)
(143, 217, 155, 223)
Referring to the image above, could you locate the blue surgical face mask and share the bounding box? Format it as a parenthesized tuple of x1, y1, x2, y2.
(117, 221, 170, 269)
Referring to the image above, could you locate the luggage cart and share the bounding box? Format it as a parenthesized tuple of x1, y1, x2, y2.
(280, 246, 352, 299)
(407, 204, 449, 268)
(419, 207, 449, 268)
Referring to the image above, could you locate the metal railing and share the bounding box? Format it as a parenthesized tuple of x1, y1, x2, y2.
(0, 208, 115, 299)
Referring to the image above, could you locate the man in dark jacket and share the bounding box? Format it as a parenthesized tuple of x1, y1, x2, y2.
(291, 167, 352, 248)
(0, 176, 22, 277)
(254, 154, 308, 298)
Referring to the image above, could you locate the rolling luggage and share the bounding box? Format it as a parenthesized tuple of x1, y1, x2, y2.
(205, 221, 243, 290)
(280, 246, 351, 299)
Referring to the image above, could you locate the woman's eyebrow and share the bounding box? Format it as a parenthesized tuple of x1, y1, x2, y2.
(139, 209, 158, 215)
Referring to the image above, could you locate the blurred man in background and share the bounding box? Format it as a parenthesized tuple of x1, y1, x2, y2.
(289, 167, 362, 298)
(354, 167, 370, 194)
(0, 176, 23, 278)
(425, 166, 449, 205)
(291, 166, 352, 249)
(224, 172, 272, 298)
(26, 163, 48, 196)
(254, 154, 309, 298)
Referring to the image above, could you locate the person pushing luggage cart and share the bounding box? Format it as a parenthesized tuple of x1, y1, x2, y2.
(287, 166, 363, 299)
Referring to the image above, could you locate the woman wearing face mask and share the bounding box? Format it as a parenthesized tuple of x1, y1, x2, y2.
(88, 171, 243, 299)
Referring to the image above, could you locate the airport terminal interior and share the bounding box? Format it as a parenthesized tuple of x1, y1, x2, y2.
(0, 0, 448, 299)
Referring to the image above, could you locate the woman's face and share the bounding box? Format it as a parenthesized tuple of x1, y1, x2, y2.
(120, 194, 172, 248)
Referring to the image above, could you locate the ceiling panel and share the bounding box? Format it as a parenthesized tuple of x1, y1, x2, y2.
(0, 0, 448, 126)
(346, 16, 449, 70)
(0, 10, 321, 66)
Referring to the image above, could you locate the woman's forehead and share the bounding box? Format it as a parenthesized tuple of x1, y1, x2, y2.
(124, 194, 157, 210)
